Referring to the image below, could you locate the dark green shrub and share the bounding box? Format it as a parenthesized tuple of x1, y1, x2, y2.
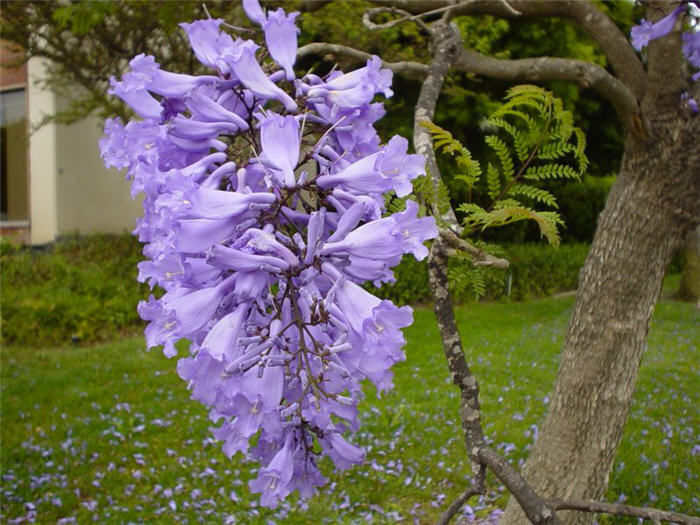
(501, 243, 589, 300)
(551, 175, 615, 243)
(364, 256, 432, 306)
(366, 243, 590, 305)
(1, 233, 590, 346)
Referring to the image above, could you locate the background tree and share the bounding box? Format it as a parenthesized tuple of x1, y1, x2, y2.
(1, 0, 627, 245)
(678, 225, 700, 303)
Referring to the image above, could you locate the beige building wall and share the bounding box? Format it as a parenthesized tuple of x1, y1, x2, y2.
(27, 57, 141, 244)
(54, 97, 142, 235)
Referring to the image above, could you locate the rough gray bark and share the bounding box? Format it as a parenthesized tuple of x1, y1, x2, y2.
(502, 109, 699, 525)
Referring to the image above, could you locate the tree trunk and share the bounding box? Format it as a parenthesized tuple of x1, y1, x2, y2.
(500, 111, 699, 524)
(500, 4, 699, 520)
(678, 225, 700, 304)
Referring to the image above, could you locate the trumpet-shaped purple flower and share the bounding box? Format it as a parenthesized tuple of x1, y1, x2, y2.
(631, 6, 684, 51)
(259, 113, 300, 187)
(263, 8, 300, 81)
(180, 19, 236, 74)
(102, 2, 436, 509)
(242, 0, 266, 25)
(306, 56, 393, 108)
(316, 136, 424, 197)
(227, 40, 297, 112)
(249, 434, 295, 507)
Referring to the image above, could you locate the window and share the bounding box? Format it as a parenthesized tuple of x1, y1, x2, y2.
(0, 87, 28, 221)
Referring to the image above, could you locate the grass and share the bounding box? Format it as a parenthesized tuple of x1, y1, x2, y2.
(1, 295, 698, 523)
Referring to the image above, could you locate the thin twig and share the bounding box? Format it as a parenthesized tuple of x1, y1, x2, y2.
(438, 488, 480, 525)
(362, 6, 432, 33)
(440, 229, 510, 269)
(437, 467, 485, 525)
(498, 0, 522, 16)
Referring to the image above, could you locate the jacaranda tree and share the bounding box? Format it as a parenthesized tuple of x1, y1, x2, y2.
(297, 2, 699, 524)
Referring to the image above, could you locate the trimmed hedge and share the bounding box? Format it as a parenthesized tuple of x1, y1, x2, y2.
(368, 243, 590, 305)
(502, 242, 589, 300)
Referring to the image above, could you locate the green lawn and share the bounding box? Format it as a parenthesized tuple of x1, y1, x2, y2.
(1, 296, 698, 523)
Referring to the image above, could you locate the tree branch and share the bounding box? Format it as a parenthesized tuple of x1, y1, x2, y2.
(413, 22, 461, 228)
(548, 498, 700, 525)
(479, 447, 560, 525)
(373, 0, 646, 99)
(296, 42, 428, 79)
(362, 6, 432, 33)
(416, 20, 560, 525)
(440, 229, 510, 269)
(453, 47, 645, 135)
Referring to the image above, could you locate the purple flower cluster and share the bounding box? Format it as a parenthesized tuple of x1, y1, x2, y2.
(630, 4, 700, 81)
(100, 1, 436, 507)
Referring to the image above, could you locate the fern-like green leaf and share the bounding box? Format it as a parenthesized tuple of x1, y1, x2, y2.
(421, 119, 482, 190)
(524, 164, 579, 181)
(505, 84, 548, 99)
(486, 163, 501, 200)
(538, 141, 573, 160)
(487, 117, 529, 161)
(477, 205, 563, 246)
(457, 202, 486, 215)
(507, 184, 558, 208)
(426, 84, 589, 254)
(573, 128, 589, 174)
(485, 135, 514, 180)
(491, 108, 535, 128)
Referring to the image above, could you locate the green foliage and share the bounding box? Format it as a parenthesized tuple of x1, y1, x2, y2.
(51, 2, 116, 36)
(446, 242, 507, 301)
(363, 255, 431, 306)
(422, 85, 588, 297)
(0, 234, 148, 347)
(502, 243, 588, 300)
